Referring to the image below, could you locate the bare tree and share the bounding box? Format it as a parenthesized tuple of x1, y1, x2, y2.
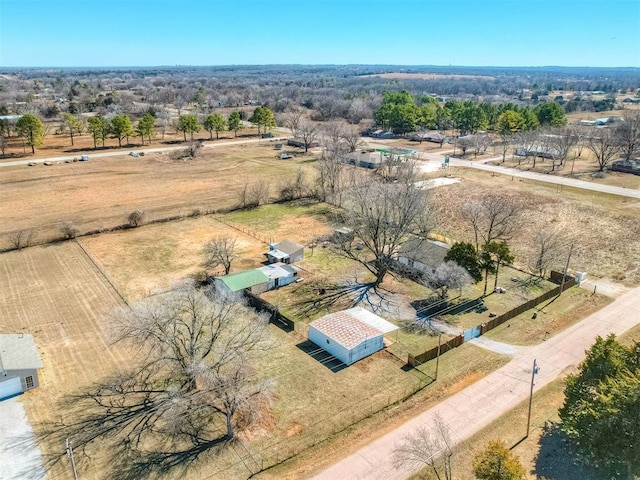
(127, 210, 146, 228)
(0, 133, 8, 158)
(202, 237, 237, 275)
(528, 229, 565, 278)
(316, 152, 350, 206)
(427, 261, 473, 300)
(239, 180, 271, 208)
(616, 111, 640, 161)
(494, 132, 514, 163)
(282, 106, 304, 137)
(10, 229, 33, 250)
(587, 128, 621, 172)
(280, 168, 309, 201)
(338, 178, 431, 287)
(392, 413, 455, 480)
(462, 194, 522, 253)
(38, 284, 274, 479)
(341, 124, 365, 152)
(548, 128, 577, 170)
(297, 119, 319, 153)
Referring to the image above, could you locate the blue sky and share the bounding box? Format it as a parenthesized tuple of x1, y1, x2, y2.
(1, 0, 639, 67)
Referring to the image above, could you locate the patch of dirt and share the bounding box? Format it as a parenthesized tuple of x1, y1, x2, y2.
(285, 423, 304, 438)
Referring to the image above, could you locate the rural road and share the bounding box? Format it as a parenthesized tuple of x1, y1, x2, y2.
(418, 151, 640, 199)
(0, 136, 290, 168)
(311, 286, 640, 480)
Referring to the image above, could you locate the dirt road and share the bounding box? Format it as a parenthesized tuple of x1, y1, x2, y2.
(311, 286, 640, 480)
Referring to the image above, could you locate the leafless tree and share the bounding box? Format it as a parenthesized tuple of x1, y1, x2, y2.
(392, 413, 455, 480)
(316, 152, 351, 206)
(548, 128, 577, 170)
(587, 127, 621, 172)
(320, 121, 346, 156)
(282, 106, 304, 137)
(279, 168, 310, 201)
(202, 237, 236, 275)
(347, 97, 372, 124)
(337, 178, 432, 287)
(427, 261, 473, 300)
(494, 132, 514, 163)
(297, 119, 319, 153)
(462, 194, 522, 252)
(239, 180, 270, 208)
(127, 210, 146, 228)
(37, 284, 273, 479)
(341, 124, 365, 152)
(616, 111, 640, 161)
(528, 229, 566, 278)
(10, 229, 33, 250)
(0, 134, 8, 158)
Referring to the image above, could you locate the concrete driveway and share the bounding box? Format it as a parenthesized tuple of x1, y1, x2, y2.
(0, 396, 45, 480)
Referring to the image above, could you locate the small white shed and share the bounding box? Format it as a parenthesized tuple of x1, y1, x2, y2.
(308, 307, 398, 366)
(258, 263, 298, 290)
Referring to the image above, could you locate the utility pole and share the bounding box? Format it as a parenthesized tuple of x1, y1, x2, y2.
(526, 359, 539, 438)
(66, 438, 79, 480)
(559, 243, 574, 296)
(435, 333, 442, 381)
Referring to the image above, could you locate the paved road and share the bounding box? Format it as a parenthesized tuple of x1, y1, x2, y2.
(0, 136, 290, 168)
(311, 287, 640, 480)
(0, 397, 45, 480)
(419, 152, 640, 199)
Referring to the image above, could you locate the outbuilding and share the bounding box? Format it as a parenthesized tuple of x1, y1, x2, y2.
(0, 334, 43, 400)
(214, 269, 269, 296)
(308, 307, 398, 366)
(258, 263, 298, 289)
(396, 238, 450, 275)
(265, 239, 304, 264)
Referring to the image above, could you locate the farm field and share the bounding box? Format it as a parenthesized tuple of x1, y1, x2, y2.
(0, 242, 131, 478)
(0, 143, 316, 250)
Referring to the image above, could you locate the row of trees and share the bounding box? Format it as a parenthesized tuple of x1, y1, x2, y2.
(2, 106, 279, 154)
(373, 90, 567, 135)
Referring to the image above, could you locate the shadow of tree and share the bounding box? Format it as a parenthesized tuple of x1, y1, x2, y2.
(35, 371, 234, 480)
(533, 421, 596, 480)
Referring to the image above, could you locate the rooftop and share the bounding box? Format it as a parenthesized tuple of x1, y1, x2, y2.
(273, 239, 303, 255)
(0, 334, 43, 371)
(258, 263, 297, 280)
(217, 269, 269, 292)
(310, 307, 397, 349)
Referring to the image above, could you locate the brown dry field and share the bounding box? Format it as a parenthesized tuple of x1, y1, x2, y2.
(430, 167, 640, 286)
(0, 143, 316, 250)
(80, 206, 333, 301)
(0, 242, 131, 478)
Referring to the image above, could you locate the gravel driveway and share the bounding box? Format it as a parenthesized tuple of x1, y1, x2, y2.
(0, 397, 45, 480)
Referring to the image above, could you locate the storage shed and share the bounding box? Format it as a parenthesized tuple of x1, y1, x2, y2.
(215, 269, 269, 296)
(308, 307, 398, 366)
(258, 263, 298, 290)
(265, 239, 304, 264)
(0, 334, 43, 400)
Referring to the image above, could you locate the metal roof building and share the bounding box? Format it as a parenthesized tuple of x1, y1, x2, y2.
(0, 334, 44, 400)
(308, 307, 398, 366)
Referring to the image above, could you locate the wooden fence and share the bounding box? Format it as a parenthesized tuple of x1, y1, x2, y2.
(244, 290, 296, 332)
(407, 272, 576, 367)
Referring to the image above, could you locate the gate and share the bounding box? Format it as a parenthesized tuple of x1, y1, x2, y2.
(463, 325, 481, 342)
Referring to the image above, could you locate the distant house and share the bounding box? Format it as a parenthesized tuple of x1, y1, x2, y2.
(345, 150, 384, 169)
(612, 159, 640, 176)
(396, 238, 450, 275)
(578, 119, 596, 126)
(287, 138, 320, 149)
(0, 334, 43, 401)
(308, 307, 399, 366)
(258, 263, 298, 290)
(411, 131, 445, 144)
(214, 269, 269, 296)
(265, 240, 304, 264)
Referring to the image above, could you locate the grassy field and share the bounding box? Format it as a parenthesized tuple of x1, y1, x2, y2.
(0, 143, 317, 250)
(255, 343, 510, 480)
(484, 286, 612, 345)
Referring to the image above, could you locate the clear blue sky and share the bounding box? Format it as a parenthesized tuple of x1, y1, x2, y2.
(1, 0, 639, 67)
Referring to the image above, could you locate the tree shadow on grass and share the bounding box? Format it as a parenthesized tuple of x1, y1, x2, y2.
(533, 421, 597, 480)
(35, 373, 234, 480)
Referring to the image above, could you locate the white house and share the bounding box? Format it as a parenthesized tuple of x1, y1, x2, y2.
(258, 263, 298, 290)
(396, 238, 450, 275)
(0, 334, 44, 400)
(308, 307, 398, 366)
